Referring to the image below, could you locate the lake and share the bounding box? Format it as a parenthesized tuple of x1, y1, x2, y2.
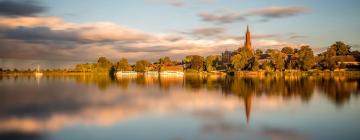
(0, 75, 359, 140)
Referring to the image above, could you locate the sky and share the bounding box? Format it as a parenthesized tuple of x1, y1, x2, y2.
(0, 0, 359, 69)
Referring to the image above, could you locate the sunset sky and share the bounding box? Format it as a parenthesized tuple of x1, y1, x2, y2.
(0, 0, 359, 69)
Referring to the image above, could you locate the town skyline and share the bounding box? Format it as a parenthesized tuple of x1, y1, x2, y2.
(0, 0, 359, 69)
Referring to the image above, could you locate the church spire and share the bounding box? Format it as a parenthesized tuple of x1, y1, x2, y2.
(244, 24, 252, 50)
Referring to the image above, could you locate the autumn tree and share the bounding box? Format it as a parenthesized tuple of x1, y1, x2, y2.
(270, 50, 286, 71)
(318, 46, 338, 70)
(205, 55, 218, 72)
(161, 56, 173, 66)
(329, 41, 351, 56)
(97, 57, 112, 69)
(281, 47, 294, 55)
(255, 49, 263, 56)
(116, 58, 132, 71)
(297, 45, 315, 70)
(190, 55, 204, 71)
(231, 48, 254, 71)
(134, 60, 150, 72)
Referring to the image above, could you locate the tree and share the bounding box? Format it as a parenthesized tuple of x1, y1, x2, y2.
(134, 60, 149, 72)
(281, 47, 294, 55)
(97, 57, 112, 69)
(183, 55, 193, 64)
(159, 56, 173, 66)
(205, 55, 218, 72)
(255, 49, 263, 56)
(190, 55, 204, 71)
(231, 48, 254, 71)
(116, 58, 132, 71)
(330, 41, 351, 56)
(260, 61, 273, 71)
(319, 48, 337, 70)
(297, 45, 315, 70)
(270, 51, 286, 71)
(266, 49, 276, 55)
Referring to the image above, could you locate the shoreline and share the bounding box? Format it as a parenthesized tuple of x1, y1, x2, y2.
(2, 70, 360, 78)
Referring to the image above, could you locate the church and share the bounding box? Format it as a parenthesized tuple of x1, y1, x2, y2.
(221, 25, 253, 64)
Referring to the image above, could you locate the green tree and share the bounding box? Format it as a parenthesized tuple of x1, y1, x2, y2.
(116, 58, 132, 71)
(281, 47, 294, 55)
(134, 60, 150, 72)
(297, 46, 315, 70)
(330, 41, 351, 56)
(205, 55, 218, 72)
(190, 55, 204, 71)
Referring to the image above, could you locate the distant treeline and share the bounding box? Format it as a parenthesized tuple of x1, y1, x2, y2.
(1, 41, 359, 74)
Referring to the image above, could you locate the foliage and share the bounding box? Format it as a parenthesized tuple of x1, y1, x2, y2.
(97, 57, 112, 69)
(330, 41, 351, 56)
(281, 47, 294, 55)
(270, 51, 286, 71)
(231, 48, 254, 71)
(159, 56, 173, 66)
(116, 58, 132, 71)
(205, 55, 218, 72)
(297, 45, 315, 70)
(319, 48, 337, 70)
(255, 49, 263, 56)
(134, 60, 150, 72)
(190, 55, 204, 71)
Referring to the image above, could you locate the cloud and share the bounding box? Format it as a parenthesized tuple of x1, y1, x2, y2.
(248, 6, 310, 18)
(0, 0, 46, 16)
(0, 80, 242, 133)
(0, 15, 299, 66)
(164, 0, 185, 7)
(0, 16, 154, 44)
(199, 6, 310, 24)
(184, 27, 225, 38)
(3, 26, 81, 43)
(198, 12, 245, 24)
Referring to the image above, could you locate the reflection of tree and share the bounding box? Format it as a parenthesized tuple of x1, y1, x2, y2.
(159, 76, 184, 90)
(72, 74, 359, 107)
(185, 75, 205, 90)
(74, 75, 112, 91)
(317, 78, 359, 106)
(259, 77, 315, 102)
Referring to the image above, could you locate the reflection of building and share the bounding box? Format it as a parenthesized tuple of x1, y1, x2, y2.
(244, 95, 252, 124)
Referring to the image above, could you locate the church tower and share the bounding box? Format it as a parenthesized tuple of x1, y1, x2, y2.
(244, 24, 252, 50)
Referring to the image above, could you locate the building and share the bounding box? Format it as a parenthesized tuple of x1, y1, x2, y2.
(221, 25, 253, 64)
(221, 50, 232, 64)
(244, 24, 252, 50)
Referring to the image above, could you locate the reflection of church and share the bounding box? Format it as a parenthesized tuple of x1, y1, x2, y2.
(221, 25, 253, 64)
(244, 95, 252, 125)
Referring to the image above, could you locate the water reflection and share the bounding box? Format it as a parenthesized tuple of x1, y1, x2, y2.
(0, 75, 359, 140)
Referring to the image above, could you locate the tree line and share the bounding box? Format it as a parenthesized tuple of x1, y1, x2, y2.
(1, 41, 358, 74)
(73, 41, 358, 73)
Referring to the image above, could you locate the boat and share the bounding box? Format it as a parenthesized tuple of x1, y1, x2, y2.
(116, 71, 138, 76)
(34, 65, 43, 77)
(145, 71, 159, 76)
(159, 71, 184, 76)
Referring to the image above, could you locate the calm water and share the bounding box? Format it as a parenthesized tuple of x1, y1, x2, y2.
(0, 75, 359, 140)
